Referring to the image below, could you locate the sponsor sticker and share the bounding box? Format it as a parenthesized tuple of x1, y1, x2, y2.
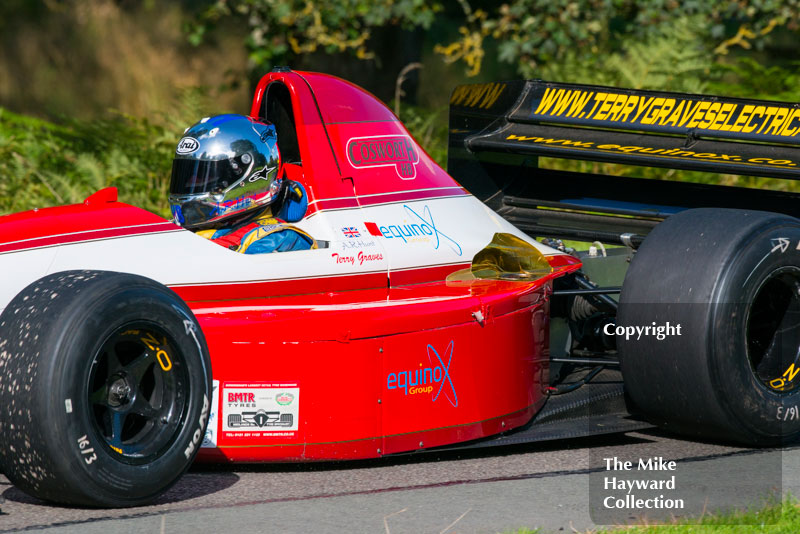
(386, 341, 458, 407)
(201, 379, 220, 448)
(222, 382, 300, 438)
(341, 227, 361, 238)
(364, 204, 462, 256)
(346, 135, 420, 179)
(337, 224, 380, 252)
(450, 82, 507, 110)
(331, 251, 384, 266)
(339, 237, 379, 251)
(531, 87, 800, 140)
(176, 137, 200, 154)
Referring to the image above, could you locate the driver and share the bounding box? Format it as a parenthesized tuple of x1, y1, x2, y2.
(168, 114, 315, 254)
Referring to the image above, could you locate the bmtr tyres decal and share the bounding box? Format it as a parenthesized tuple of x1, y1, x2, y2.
(346, 135, 420, 179)
(222, 382, 300, 439)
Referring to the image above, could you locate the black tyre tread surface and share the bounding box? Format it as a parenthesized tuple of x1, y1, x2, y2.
(0, 270, 210, 506)
(0, 271, 108, 497)
(621, 209, 791, 304)
(619, 208, 800, 445)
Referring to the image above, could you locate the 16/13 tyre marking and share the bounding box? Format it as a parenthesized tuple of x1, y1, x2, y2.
(77, 435, 97, 464)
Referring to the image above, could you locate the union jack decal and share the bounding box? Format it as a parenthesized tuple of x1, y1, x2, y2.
(341, 227, 361, 238)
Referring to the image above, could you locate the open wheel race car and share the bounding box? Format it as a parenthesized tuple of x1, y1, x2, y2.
(0, 69, 798, 507)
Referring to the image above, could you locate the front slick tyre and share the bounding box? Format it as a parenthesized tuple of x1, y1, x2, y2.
(0, 271, 211, 507)
(618, 209, 800, 446)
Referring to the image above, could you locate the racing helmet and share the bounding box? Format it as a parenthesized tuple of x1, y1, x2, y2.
(168, 114, 282, 229)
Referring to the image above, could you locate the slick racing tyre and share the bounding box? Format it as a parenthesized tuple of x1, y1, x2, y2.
(618, 208, 800, 446)
(0, 271, 211, 507)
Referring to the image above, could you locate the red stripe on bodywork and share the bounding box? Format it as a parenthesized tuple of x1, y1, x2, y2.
(176, 254, 577, 305)
(389, 262, 470, 286)
(172, 271, 388, 303)
(306, 197, 360, 215)
(305, 188, 469, 217)
(0, 222, 180, 254)
(356, 187, 468, 207)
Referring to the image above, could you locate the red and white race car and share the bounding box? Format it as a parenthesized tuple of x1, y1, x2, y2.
(1, 69, 798, 507)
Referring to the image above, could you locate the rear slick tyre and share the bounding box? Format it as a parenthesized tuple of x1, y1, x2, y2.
(0, 271, 211, 507)
(618, 208, 800, 446)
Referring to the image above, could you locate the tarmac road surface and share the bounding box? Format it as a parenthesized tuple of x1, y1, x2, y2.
(2, 429, 797, 533)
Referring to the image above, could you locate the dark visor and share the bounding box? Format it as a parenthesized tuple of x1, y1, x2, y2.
(170, 159, 241, 195)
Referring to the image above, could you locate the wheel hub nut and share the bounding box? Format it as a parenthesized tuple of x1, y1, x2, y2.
(108, 379, 131, 406)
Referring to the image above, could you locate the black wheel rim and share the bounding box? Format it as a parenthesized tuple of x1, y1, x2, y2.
(87, 323, 189, 464)
(746, 267, 800, 393)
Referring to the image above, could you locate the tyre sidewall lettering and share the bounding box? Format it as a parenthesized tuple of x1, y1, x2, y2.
(711, 223, 800, 440)
(49, 284, 210, 501)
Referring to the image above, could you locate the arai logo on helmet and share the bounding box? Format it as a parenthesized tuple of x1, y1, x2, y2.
(176, 137, 200, 154)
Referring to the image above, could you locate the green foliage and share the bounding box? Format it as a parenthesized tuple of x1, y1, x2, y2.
(190, 0, 443, 72)
(4, 1, 800, 219)
(709, 58, 800, 101)
(458, 0, 800, 77)
(189, 0, 800, 86)
(0, 81, 222, 218)
(0, 108, 175, 217)
(396, 104, 448, 168)
(0, 0, 249, 121)
(593, 494, 800, 532)
(539, 16, 712, 92)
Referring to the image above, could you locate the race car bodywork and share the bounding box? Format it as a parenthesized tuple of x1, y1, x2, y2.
(0, 70, 578, 475)
(1, 70, 798, 507)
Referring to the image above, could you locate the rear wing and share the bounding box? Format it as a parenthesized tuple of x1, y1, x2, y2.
(448, 81, 800, 245)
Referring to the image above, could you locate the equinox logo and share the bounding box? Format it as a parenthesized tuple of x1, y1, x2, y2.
(364, 204, 463, 256)
(386, 341, 458, 407)
(404, 205, 462, 256)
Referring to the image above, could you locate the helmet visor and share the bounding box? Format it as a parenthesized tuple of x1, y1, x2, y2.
(170, 158, 242, 195)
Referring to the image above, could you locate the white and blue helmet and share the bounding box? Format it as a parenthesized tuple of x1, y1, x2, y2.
(169, 114, 282, 229)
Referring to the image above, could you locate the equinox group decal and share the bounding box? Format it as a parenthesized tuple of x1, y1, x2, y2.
(346, 135, 420, 179)
(387, 340, 458, 407)
(364, 204, 462, 256)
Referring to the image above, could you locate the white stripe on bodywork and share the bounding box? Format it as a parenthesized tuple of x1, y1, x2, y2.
(0, 195, 562, 310)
